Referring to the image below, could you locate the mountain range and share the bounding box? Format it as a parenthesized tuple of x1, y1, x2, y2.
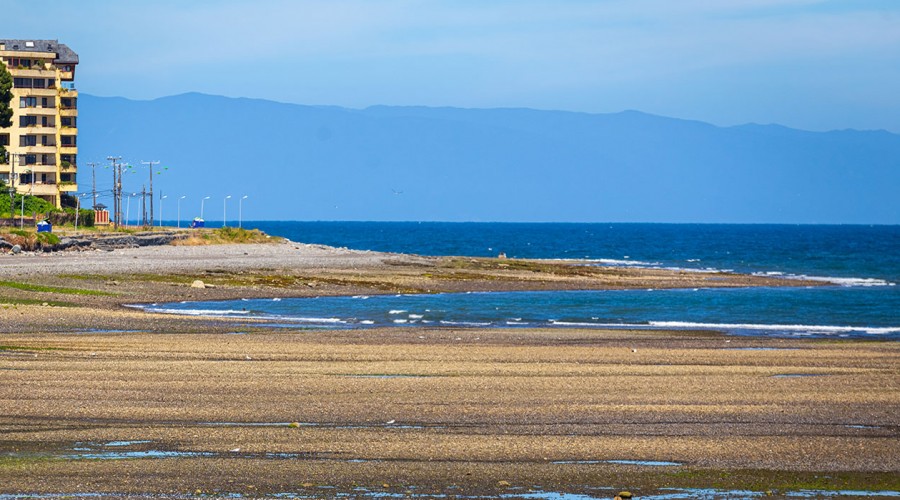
(78, 93, 899, 223)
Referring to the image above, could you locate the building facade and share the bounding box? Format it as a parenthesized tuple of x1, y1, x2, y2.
(0, 39, 78, 208)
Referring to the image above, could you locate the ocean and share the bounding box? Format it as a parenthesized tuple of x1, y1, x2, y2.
(145, 222, 900, 339)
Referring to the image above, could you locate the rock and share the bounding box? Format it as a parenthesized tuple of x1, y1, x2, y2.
(105, 280, 120, 286)
(288, 422, 301, 428)
(497, 481, 511, 487)
(11, 245, 21, 254)
(204, 283, 217, 289)
(190, 280, 206, 289)
(498, 252, 507, 259)
(617, 492, 633, 499)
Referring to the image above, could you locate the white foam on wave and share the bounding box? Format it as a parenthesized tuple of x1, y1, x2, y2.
(752, 272, 894, 287)
(393, 319, 408, 324)
(389, 310, 407, 315)
(359, 320, 375, 325)
(648, 321, 900, 335)
(293, 317, 346, 324)
(439, 320, 493, 327)
(156, 308, 250, 316)
(352, 295, 370, 300)
(409, 314, 424, 319)
(538, 257, 662, 267)
(550, 320, 602, 327)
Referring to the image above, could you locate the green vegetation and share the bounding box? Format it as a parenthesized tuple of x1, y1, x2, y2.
(0, 280, 114, 296)
(0, 345, 63, 352)
(0, 297, 75, 307)
(174, 227, 282, 245)
(0, 62, 11, 162)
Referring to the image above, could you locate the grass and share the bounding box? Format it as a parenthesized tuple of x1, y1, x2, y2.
(0, 345, 63, 352)
(0, 298, 76, 307)
(0, 281, 115, 296)
(172, 227, 282, 246)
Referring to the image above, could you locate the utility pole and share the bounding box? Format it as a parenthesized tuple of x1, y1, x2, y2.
(141, 184, 147, 226)
(141, 161, 160, 227)
(87, 162, 98, 209)
(106, 156, 122, 229)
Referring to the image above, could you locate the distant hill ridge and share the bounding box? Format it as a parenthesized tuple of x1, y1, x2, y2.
(78, 93, 899, 223)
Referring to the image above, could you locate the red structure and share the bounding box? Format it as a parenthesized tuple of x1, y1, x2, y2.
(94, 209, 110, 226)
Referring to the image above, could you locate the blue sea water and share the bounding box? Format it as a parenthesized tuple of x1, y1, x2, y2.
(147, 222, 900, 338)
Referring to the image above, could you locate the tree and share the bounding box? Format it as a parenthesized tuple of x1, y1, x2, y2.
(0, 61, 12, 160)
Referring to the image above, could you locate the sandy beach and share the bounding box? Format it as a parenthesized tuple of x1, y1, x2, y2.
(1, 241, 898, 498)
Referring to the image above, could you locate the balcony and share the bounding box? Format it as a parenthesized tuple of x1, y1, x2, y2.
(15, 87, 57, 97)
(27, 183, 61, 196)
(59, 145, 78, 155)
(20, 106, 57, 116)
(59, 108, 78, 117)
(10, 68, 56, 78)
(27, 164, 59, 174)
(21, 145, 58, 154)
(59, 182, 77, 192)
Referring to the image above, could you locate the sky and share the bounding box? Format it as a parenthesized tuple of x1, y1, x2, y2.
(4, 0, 900, 133)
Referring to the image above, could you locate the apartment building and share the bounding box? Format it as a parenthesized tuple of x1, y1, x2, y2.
(0, 39, 78, 208)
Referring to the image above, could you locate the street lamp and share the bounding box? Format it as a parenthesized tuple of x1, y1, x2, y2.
(239, 195, 248, 228)
(200, 196, 210, 220)
(126, 193, 136, 227)
(177, 195, 186, 228)
(159, 195, 168, 227)
(74, 193, 88, 231)
(20, 168, 32, 230)
(223, 195, 232, 227)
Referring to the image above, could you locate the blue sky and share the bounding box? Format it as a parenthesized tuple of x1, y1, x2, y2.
(5, 0, 900, 132)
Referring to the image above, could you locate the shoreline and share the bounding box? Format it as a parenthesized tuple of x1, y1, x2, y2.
(1, 241, 898, 497)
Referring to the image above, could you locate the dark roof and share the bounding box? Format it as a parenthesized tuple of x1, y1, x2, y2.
(0, 39, 78, 64)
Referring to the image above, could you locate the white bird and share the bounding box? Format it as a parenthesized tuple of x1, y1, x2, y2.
(385, 420, 396, 425)
(230, 448, 240, 453)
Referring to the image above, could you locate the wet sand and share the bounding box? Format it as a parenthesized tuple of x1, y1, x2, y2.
(0, 242, 898, 498)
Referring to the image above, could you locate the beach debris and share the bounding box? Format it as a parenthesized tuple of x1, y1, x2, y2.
(385, 419, 396, 425)
(105, 280, 120, 286)
(498, 252, 507, 259)
(245, 355, 252, 360)
(615, 492, 633, 500)
(11, 245, 21, 254)
(497, 480, 511, 487)
(631, 348, 637, 353)
(190, 280, 206, 289)
(288, 422, 301, 428)
(230, 447, 240, 453)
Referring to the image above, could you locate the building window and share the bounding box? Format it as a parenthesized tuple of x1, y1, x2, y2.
(13, 77, 32, 88)
(24, 155, 36, 165)
(41, 135, 55, 146)
(61, 136, 76, 146)
(19, 116, 38, 127)
(60, 98, 77, 109)
(0, 134, 9, 146)
(20, 97, 37, 108)
(33, 78, 46, 89)
(61, 117, 76, 128)
(20, 136, 37, 147)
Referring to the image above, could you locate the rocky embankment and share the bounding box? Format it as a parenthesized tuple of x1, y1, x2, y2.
(0, 230, 188, 253)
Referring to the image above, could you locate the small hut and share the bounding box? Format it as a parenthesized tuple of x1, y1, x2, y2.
(94, 203, 110, 226)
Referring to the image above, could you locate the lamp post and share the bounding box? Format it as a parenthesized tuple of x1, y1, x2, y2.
(74, 193, 88, 231)
(239, 195, 248, 228)
(159, 194, 168, 227)
(200, 196, 210, 220)
(20, 168, 32, 230)
(177, 195, 186, 228)
(126, 193, 136, 227)
(223, 195, 232, 227)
